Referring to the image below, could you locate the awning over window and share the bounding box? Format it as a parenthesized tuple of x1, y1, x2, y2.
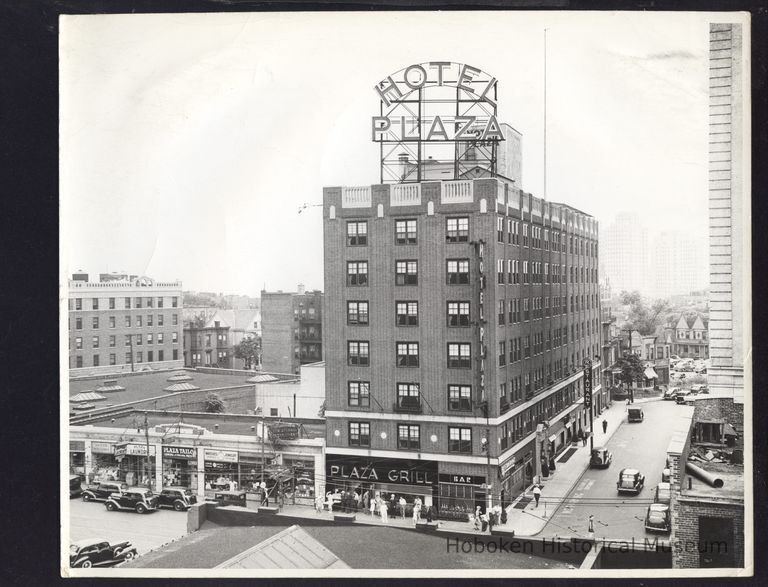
(724, 423, 738, 437)
(644, 367, 658, 379)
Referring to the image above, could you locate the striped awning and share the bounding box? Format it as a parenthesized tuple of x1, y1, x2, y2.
(644, 367, 658, 379)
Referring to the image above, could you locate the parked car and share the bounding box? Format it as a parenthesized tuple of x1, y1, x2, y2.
(689, 384, 705, 394)
(105, 488, 159, 514)
(157, 487, 197, 511)
(82, 481, 129, 502)
(628, 407, 644, 422)
(70, 538, 137, 568)
(654, 482, 672, 505)
(617, 468, 645, 494)
(70, 475, 83, 499)
(645, 503, 671, 533)
(669, 355, 682, 362)
(661, 468, 671, 483)
(663, 387, 682, 400)
(676, 394, 693, 405)
(590, 447, 613, 469)
(213, 490, 247, 507)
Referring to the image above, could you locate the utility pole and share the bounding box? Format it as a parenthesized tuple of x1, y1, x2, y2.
(143, 412, 152, 489)
(481, 402, 493, 512)
(128, 333, 135, 373)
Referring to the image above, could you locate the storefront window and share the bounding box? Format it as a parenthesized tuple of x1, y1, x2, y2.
(162, 446, 197, 489)
(439, 483, 475, 515)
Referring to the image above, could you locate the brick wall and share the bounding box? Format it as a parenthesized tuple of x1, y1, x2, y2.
(673, 497, 744, 568)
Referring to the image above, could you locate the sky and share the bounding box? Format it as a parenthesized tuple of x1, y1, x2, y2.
(60, 11, 719, 295)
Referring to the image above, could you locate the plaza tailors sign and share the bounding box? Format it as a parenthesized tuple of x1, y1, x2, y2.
(326, 456, 438, 486)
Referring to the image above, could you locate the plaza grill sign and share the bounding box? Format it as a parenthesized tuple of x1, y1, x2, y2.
(326, 456, 438, 487)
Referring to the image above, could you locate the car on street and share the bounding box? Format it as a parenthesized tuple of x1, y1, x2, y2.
(70, 538, 138, 568)
(157, 487, 198, 511)
(70, 475, 83, 499)
(628, 407, 644, 422)
(82, 481, 129, 502)
(589, 446, 613, 469)
(654, 482, 672, 504)
(617, 468, 645, 494)
(644, 503, 671, 533)
(663, 387, 682, 400)
(105, 488, 159, 514)
(675, 393, 694, 405)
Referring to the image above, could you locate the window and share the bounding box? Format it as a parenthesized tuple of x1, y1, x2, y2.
(109, 354, 116, 366)
(447, 259, 469, 284)
(448, 427, 472, 453)
(108, 316, 115, 329)
(75, 317, 82, 330)
(75, 298, 82, 310)
(172, 332, 178, 343)
(158, 314, 164, 326)
(395, 219, 417, 244)
(148, 350, 154, 362)
(347, 261, 369, 286)
(124, 335, 131, 347)
(159, 350, 164, 361)
(498, 341, 506, 366)
(136, 351, 143, 363)
(396, 382, 421, 409)
(125, 297, 131, 309)
(398, 424, 420, 450)
(91, 317, 99, 329)
(125, 352, 132, 363)
(109, 297, 115, 309)
(172, 314, 178, 325)
(347, 221, 368, 246)
(348, 381, 370, 407)
(75, 337, 83, 350)
(136, 297, 142, 309)
(395, 260, 418, 285)
(497, 216, 504, 242)
(75, 356, 83, 368)
(172, 349, 178, 360)
(147, 333, 153, 345)
(448, 343, 471, 368)
(447, 302, 470, 327)
(109, 335, 116, 347)
(147, 315, 153, 327)
(92, 298, 99, 310)
(347, 341, 370, 366)
(172, 297, 178, 308)
(92, 336, 99, 349)
(396, 301, 418, 326)
(349, 422, 370, 447)
(124, 316, 131, 328)
(158, 333, 164, 344)
(347, 301, 369, 325)
(135, 333, 142, 345)
(498, 300, 505, 325)
(147, 297, 153, 308)
(135, 315, 142, 328)
(157, 297, 164, 308)
(396, 342, 419, 367)
(448, 384, 472, 411)
(446, 217, 469, 242)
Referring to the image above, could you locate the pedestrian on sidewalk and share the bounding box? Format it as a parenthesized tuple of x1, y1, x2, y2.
(370, 496, 376, 516)
(399, 496, 407, 519)
(380, 500, 389, 524)
(480, 512, 489, 532)
(488, 510, 495, 534)
(500, 506, 507, 525)
(473, 506, 482, 531)
(533, 485, 542, 508)
(602, 419, 608, 434)
(315, 494, 324, 514)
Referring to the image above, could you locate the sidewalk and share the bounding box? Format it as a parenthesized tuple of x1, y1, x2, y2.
(504, 399, 634, 537)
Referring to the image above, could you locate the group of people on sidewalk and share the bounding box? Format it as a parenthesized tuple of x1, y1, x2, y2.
(576, 419, 610, 446)
(314, 488, 435, 525)
(473, 504, 508, 533)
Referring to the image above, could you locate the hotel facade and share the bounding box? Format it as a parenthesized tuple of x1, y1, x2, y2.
(322, 178, 603, 518)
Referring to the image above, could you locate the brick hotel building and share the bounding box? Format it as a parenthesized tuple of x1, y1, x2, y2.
(322, 178, 603, 517)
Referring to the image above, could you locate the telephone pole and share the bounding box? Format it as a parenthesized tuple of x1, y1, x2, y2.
(143, 412, 153, 489)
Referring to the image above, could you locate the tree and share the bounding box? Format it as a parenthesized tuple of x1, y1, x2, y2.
(234, 336, 260, 370)
(204, 392, 226, 413)
(317, 400, 326, 418)
(615, 353, 645, 403)
(619, 290, 670, 335)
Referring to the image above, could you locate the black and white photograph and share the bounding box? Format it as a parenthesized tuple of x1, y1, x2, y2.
(59, 9, 753, 577)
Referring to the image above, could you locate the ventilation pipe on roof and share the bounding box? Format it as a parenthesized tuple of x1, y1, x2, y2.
(686, 461, 724, 488)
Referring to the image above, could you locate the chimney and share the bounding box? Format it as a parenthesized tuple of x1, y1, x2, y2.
(297, 283, 306, 295)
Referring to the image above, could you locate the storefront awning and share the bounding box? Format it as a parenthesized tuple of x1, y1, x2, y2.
(644, 367, 658, 379)
(548, 434, 557, 443)
(724, 423, 738, 437)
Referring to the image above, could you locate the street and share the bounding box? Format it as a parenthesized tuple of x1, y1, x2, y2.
(69, 497, 189, 559)
(544, 399, 678, 541)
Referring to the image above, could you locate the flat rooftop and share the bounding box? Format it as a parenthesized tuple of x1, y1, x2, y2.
(683, 460, 744, 501)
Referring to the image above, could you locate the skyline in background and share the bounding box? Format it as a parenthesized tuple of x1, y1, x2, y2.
(61, 12, 715, 295)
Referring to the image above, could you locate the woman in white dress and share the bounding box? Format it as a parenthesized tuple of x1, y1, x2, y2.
(380, 500, 389, 523)
(370, 496, 376, 516)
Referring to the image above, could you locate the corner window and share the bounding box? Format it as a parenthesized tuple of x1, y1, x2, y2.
(347, 221, 368, 246)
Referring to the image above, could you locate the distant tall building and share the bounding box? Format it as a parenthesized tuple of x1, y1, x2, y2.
(497, 123, 523, 187)
(68, 274, 184, 376)
(261, 287, 323, 374)
(649, 231, 706, 298)
(600, 212, 649, 294)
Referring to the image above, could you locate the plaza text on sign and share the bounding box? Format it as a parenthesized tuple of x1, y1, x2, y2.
(371, 62, 503, 183)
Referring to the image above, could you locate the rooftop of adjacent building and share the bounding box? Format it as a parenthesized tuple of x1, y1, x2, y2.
(68, 272, 181, 291)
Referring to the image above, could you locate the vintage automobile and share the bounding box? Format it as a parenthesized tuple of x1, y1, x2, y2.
(70, 538, 138, 568)
(628, 407, 644, 423)
(105, 488, 159, 514)
(589, 447, 613, 469)
(654, 482, 672, 505)
(617, 468, 645, 494)
(213, 490, 248, 507)
(675, 393, 694, 405)
(157, 487, 197, 511)
(645, 503, 671, 533)
(661, 467, 671, 483)
(82, 481, 129, 502)
(663, 387, 682, 400)
(70, 475, 83, 499)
